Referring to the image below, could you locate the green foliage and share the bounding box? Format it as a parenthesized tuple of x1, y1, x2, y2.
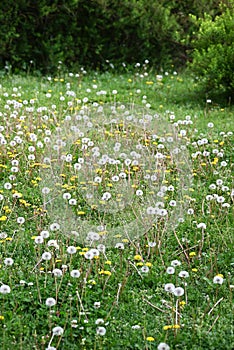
(190, 2, 234, 97)
(0, 68, 233, 349)
(0, 0, 229, 73)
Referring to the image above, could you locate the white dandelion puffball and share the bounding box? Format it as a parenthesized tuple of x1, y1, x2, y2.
(52, 326, 64, 336)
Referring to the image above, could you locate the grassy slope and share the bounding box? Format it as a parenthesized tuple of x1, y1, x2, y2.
(0, 67, 233, 350)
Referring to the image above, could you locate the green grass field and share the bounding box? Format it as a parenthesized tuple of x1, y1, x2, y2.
(0, 64, 233, 350)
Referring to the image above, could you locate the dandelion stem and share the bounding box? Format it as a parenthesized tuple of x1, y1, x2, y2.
(128, 260, 143, 279)
(31, 258, 42, 273)
(142, 297, 167, 313)
(47, 333, 54, 348)
(35, 273, 42, 304)
(173, 230, 190, 265)
(207, 315, 220, 334)
(208, 297, 223, 316)
(76, 289, 88, 321)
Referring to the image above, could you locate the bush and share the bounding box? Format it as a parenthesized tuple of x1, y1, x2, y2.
(0, 0, 229, 73)
(189, 2, 234, 98)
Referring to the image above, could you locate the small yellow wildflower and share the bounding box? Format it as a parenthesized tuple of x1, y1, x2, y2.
(146, 337, 155, 341)
(217, 273, 224, 278)
(0, 316, 4, 320)
(99, 270, 111, 276)
(88, 279, 96, 285)
(104, 271, 111, 276)
(173, 325, 180, 329)
(134, 255, 143, 261)
(189, 252, 196, 257)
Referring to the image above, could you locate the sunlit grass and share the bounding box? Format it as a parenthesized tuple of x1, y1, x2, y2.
(0, 63, 233, 350)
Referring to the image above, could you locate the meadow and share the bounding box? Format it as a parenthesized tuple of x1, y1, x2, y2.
(0, 62, 233, 350)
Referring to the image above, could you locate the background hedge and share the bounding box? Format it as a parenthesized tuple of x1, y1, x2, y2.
(190, 3, 234, 97)
(0, 0, 228, 73)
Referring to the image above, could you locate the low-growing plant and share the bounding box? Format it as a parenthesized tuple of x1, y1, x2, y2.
(0, 66, 233, 350)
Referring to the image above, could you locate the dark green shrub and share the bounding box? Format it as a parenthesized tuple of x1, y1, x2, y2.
(189, 2, 234, 97)
(0, 0, 230, 73)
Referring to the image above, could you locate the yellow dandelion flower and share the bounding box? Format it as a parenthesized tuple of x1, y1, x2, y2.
(146, 337, 155, 341)
(163, 325, 172, 330)
(134, 255, 143, 261)
(88, 279, 96, 285)
(192, 268, 198, 272)
(189, 252, 196, 257)
(104, 271, 111, 276)
(0, 316, 4, 320)
(0, 216, 7, 221)
(217, 273, 224, 278)
(99, 230, 107, 235)
(173, 324, 180, 329)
